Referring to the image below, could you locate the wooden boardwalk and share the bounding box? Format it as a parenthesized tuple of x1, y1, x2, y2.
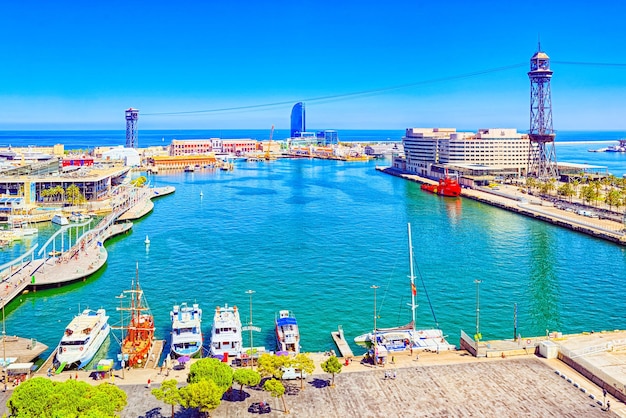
(331, 325, 354, 359)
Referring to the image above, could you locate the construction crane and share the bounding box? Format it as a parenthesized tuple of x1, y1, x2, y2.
(265, 125, 274, 161)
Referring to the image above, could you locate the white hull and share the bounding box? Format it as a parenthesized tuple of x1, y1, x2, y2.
(54, 309, 110, 369)
(355, 328, 454, 352)
(209, 304, 243, 358)
(275, 310, 300, 354)
(52, 215, 69, 226)
(171, 303, 203, 357)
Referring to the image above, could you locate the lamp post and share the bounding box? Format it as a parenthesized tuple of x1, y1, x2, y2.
(474, 280, 482, 342)
(1, 298, 5, 370)
(371, 285, 379, 366)
(245, 290, 255, 369)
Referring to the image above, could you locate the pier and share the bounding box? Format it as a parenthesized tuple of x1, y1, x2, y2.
(0, 186, 175, 310)
(378, 167, 626, 246)
(330, 325, 354, 359)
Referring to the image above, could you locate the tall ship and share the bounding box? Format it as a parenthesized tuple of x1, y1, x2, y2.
(209, 304, 242, 360)
(54, 308, 110, 371)
(420, 169, 461, 197)
(170, 302, 203, 358)
(275, 310, 300, 354)
(114, 265, 155, 368)
(354, 223, 455, 354)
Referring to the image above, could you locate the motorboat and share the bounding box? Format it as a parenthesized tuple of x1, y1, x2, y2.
(209, 304, 243, 360)
(144, 235, 150, 245)
(69, 212, 91, 223)
(54, 309, 110, 370)
(52, 214, 69, 226)
(275, 310, 300, 354)
(170, 303, 203, 358)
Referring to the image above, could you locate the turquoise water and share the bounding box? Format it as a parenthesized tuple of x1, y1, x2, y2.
(1, 142, 625, 365)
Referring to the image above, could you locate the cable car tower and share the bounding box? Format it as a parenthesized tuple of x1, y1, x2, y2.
(527, 44, 558, 179)
(125, 108, 139, 148)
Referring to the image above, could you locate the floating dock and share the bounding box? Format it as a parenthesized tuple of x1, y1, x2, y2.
(331, 325, 354, 359)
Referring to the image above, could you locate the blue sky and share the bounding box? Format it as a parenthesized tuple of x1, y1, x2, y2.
(1, 1, 625, 131)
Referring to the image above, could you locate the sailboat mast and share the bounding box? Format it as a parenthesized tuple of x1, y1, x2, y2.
(408, 223, 417, 331)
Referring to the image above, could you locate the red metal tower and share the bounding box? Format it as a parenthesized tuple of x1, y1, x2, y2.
(527, 45, 558, 179)
(125, 108, 139, 148)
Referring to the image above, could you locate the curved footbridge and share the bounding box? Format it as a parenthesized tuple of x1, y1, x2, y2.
(0, 186, 175, 311)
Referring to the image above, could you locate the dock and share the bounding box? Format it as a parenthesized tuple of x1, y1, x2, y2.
(0, 335, 48, 364)
(331, 325, 354, 359)
(145, 339, 165, 369)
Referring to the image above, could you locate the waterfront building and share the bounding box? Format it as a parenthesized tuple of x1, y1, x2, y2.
(148, 155, 218, 171)
(0, 165, 130, 203)
(61, 157, 94, 168)
(398, 127, 531, 183)
(169, 139, 257, 156)
(101, 146, 141, 167)
(290, 102, 305, 138)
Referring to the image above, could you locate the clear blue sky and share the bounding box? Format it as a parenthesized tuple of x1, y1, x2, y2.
(1, 1, 625, 131)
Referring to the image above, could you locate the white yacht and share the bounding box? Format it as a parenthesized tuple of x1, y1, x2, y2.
(171, 303, 203, 358)
(209, 304, 242, 359)
(52, 214, 69, 226)
(54, 309, 110, 370)
(275, 310, 300, 354)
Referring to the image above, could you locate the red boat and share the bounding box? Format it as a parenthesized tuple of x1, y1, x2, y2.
(420, 172, 462, 197)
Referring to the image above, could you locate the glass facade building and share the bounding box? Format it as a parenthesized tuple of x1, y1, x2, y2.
(290, 102, 305, 138)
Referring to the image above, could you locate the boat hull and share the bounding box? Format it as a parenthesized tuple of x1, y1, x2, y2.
(171, 303, 203, 358)
(209, 304, 243, 358)
(54, 310, 110, 370)
(275, 310, 300, 354)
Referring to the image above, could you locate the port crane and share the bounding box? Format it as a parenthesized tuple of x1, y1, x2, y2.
(265, 125, 275, 161)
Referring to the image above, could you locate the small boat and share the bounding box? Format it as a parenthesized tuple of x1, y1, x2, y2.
(420, 169, 461, 197)
(354, 223, 455, 354)
(69, 212, 91, 223)
(51, 214, 69, 226)
(53, 309, 110, 370)
(144, 235, 150, 245)
(113, 264, 155, 368)
(209, 304, 243, 360)
(170, 303, 203, 358)
(200, 191, 204, 198)
(275, 310, 300, 355)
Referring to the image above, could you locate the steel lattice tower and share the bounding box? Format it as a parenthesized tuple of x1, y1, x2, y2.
(527, 45, 558, 179)
(125, 108, 139, 148)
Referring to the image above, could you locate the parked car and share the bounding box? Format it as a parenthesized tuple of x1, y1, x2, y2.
(279, 367, 308, 380)
(248, 402, 271, 414)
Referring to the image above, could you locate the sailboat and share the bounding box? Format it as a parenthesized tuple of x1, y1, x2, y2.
(354, 223, 455, 353)
(113, 263, 155, 368)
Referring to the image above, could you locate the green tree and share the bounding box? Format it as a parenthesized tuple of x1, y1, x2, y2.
(321, 356, 342, 387)
(131, 176, 148, 187)
(151, 379, 182, 418)
(605, 189, 622, 210)
(7, 378, 127, 417)
(66, 184, 86, 206)
(557, 182, 574, 202)
(187, 358, 233, 393)
(289, 353, 315, 390)
(232, 368, 261, 397)
(179, 379, 223, 418)
(257, 353, 288, 378)
(263, 378, 288, 414)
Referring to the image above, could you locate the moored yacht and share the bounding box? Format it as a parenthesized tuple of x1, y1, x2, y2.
(170, 303, 203, 358)
(209, 304, 242, 360)
(275, 310, 300, 354)
(54, 309, 110, 370)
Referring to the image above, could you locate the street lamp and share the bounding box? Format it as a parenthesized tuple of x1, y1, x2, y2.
(1, 298, 5, 369)
(474, 280, 482, 342)
(245, 290, 255, 369)
(371, 285, 379, 365)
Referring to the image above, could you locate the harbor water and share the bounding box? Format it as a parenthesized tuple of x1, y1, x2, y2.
(0, 131, 625, 365)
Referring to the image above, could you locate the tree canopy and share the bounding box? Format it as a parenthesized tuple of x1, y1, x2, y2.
(321, 356, 343, 387)
(187, 358, 234, 393)
(180, 379, 223, 417)
(290, 353, 315, 389)
(7, 378, 127, 417)
(233, 368, 261, 395)
(263, 378, 288, 414)
(151, 379, 182, 418)
(257, 353, 288, 378)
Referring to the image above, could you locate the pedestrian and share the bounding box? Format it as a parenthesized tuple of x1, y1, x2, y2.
(391, 356, 395, 364)
(393, 370, 397, 379)
(607, 400, 611, 411)
(75, 373, 78, 380)
(147, 378, 151, 388)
